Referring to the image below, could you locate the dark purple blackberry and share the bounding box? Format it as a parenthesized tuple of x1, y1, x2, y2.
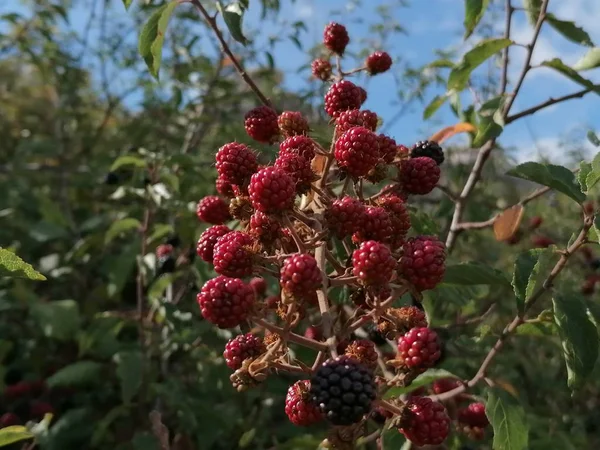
(310, 356, 376, 426)
(410, 140, 444, 166)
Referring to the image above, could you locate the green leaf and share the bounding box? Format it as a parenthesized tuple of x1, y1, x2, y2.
(579, 161, 592, 192)
(0, 426, 34, 446)
(384, 369, 458, 398)
(507, 162, 586, 204)
(423, 94, 449, 119)
(115, 351, 143, 404)
(0, 248, 46, 280)
(541, 59, 600, 94)
(104, 218, 141, 245)
(448, 38, 512, 91)
(588, 216, 600, 244)
(444, 262, 509, 285)
(110, 155, 146, 171)
(122, 0, 133, 10)
(146, 224, 174, 245)
(588, 130, 600, 147)
(426, 59, 454, 69)
(408, 210, 440, 235)
(546, 14, 594, 47)
(216, 1, 249, 45)
(574, 48, 600, 71)
(30, 300, 80, 341)
(486, 389, 529, 450)
(138, 2, 179, 79)
(473, 113, 503, 146)
(238, 428, 256, 448)
(464, 0, 490, 38)
(553, 293, 599, 389)
(586, 152, 600, 190)
(523, 0, 542, 25)
(380, 428, 408, 449)
(46, 361, 103, 388)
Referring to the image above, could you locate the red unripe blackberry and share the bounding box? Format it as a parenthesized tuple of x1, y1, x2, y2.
(377, 134, 397, 164)
(197, 275, 254, 328)
(274, 151, 314, 194)
(366, 51, 392, 75)
(310, 356, 376, 426)
(399, 397, 450, 446)
(358, 87, 367, 104)
(3, 381, 31, 399)
(334, 126, 379, 177)
(531, 235, 554, 248)
(278, 111, 309, 137)
(377, 194, 411, 248)
(529, 215, 543, 230)
(410, 140, 444, 166)
(196, 225, 230, 262)
(249, 210, 281, 243)
(244, 106, 279, 143)
(458, 402, 489, 428)
(0, 412, 20, 428)
(285, 380, 323, 426)
(249, 277, 267, 296)
(345, 339, 378, 370)
(397, 144, 410, 159)
(216, 176, 235, 198)
(582, 275, 598, 295)
(325, 196, 365, 239)
(432, 378, 461, 395)
(280, 253, 322, 296)
(400, 235, 446, 291)
(311, 58, 333, 81)
(323, 22, 349, 55)
(304, 325, 322, 341)
(223, 333, 266, 370)
(325, 80, 363, 118)
(155, 244, 173, 259)
(196, 195, 231, 224)
(335, 109, 378, 133)
(30, 400, 54, 419)
(352, 240, 396, 286)
(400, 157, 440, 195)
(213, 231, 254, 277)
(216, 142, 258, 186)
(248, 167, 296, 213)
(353, 206, 393, 243)
(397, 327, 441, 370)
(279, 135, 316, 161)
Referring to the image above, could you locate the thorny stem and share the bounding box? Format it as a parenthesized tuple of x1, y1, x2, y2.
(445, 0, 550, 251)
(316, 243, 338, 357)
(189, 0, 273, 108)
(283, 214, 307, 253)
(253, 317, 328, 352)
(431, 214, 594, 402)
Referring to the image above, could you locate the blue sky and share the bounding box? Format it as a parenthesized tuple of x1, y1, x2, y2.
(3, 0, 599, 163)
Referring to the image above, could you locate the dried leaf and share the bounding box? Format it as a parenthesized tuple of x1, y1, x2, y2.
(494, 205, 524, 241)
(429, 122, 476, 143)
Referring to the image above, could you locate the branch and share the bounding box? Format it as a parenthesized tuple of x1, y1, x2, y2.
(499, 0, 514, 94)
(445, 0, 550, 251)
(253, 317, 328, 352)
(506, 88, 594, 124)
(431, 213, 594, 402)
(189, 0, 273, 108)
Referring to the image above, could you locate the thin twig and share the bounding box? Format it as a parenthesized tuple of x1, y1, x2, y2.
(506, 88, 595, 124)
(189, 0, 272, 108)
(431, 214, 593, 402)
(253, 317, 328, 351)
(445, 0, 550, 251)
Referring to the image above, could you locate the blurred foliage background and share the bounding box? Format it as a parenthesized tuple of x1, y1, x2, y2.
(1, 0, 599, 449)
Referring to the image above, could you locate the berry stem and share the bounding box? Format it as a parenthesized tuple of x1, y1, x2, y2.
(315, 243, 338, 357)
(271, 361, 312, 374)
(374, 398, 405, 417)
(188, 0, 273, 109)
(282, 214, 307, 253)
(253, 317, 328, 352)
(347, 288, 409, 332)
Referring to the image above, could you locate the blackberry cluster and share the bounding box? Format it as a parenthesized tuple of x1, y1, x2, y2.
(310, 356, 376, 425)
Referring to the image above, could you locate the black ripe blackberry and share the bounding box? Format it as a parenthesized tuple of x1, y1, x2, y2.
(411, 140, 444, 166)
(310, 356, 376, 426)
